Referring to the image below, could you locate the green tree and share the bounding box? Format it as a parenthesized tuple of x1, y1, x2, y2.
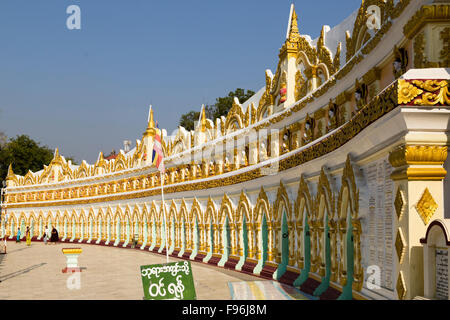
(178, 88, 255, 131)
(212, 88, 255, 120)
(179, 111, 200, 131)
(0, 135, 54, 185)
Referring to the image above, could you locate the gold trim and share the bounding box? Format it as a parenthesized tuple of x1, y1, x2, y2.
(61, 248, 83, 254)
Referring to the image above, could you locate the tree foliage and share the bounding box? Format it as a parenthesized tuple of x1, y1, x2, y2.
(0, 135, 54, 185)
(178, 88, 255, 131)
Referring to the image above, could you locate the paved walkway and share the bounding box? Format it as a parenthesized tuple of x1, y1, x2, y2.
(0, 241, 262, 300)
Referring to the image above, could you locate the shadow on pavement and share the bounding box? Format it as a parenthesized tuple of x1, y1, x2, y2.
(0, 263, 47, 282)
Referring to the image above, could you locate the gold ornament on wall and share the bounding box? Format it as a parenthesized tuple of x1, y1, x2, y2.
(395, 228, 407, 264)
(396, 271, 407, 300)
(416, 188, 438, 225)
(394, 187, 406, 220)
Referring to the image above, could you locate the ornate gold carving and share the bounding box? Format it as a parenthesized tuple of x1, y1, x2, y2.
(389, 145, 448, 167)
(346, 0, 386, 62)
(224, 99, 245, 133)
(0, 81, 411, 209)
(389, 145, 448, 181)
(395, 228, 406, 264)
(416, 188, 438, 225)
(398, 79, 450, 106)
(412, 80, 450, 106)
(396, 271, 407, 300)
(257, 71, 274, 121)
(403, 4, 450, 40)
(294, 70, 307, 102)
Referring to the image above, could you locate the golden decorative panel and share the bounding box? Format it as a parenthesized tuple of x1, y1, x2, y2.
(398, 79, 450, 106)
(395, 228, 406, 264)
(396, 271, 407, 300)
(394, 188, 405, 220)
(416, 188, 438, 225)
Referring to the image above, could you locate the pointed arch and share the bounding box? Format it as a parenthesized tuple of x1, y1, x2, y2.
(254, 187, 271, 263)
(236, 191, 252, 224)
(337, 155, 362, 294)
(273, 181, 292, 222)
(313, 168, 337, 283)
(255, 187, 271, 224)
(294, 176, 313, 270)
(218, 194, 234, 225)
(62, 210, 70, 239)
(87, 207, 96, 240)
(123, 205, 132, 243)
(79, 209, 87, 240)
(272, 181, 293, 265)
(190, 198, 203, 223)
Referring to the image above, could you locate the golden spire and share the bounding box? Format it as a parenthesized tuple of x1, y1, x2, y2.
(280, 4, 300, 59)
(287, 4, 300, 43)
(6, 163, 14, 180)
(143, 105, 156, 137)
(51, 148, 63, 166)
(201, 104, 206, 132)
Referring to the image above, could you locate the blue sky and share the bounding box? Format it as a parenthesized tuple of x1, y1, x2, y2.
(0, 0, 361, 164)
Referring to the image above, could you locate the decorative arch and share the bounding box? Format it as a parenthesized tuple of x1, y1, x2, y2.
(24, 171, 36, 186)
(254, 187, 271, 263)
(54, 210, 62, 235)
(113, 152, 127, 172)
(45, 211, 53, 230)
(272, 181, 293, 266)
(236, 191, 252, 259)
(88, 208, 95, 240)
(178, 199, 190, 252)
(345, 0, 386, 61)
(123, 206, 132, 243)
(168, 200, 178, 249)
(337, 155, 362, 294)
(131, 205, 141, 243)
(190, 198, 203, 253)
(313, 168, 337, 285)
(104, 207, 113, 242)
(237, 191, 252, 224)
(28, 211, 37, 238)
(294, 176, 313, 270)
(8, 213, 18, 238)
(70, 209, 77, 240)
(114, 206, 124, 243)
(254, 187, 271, 223)
(37, 210, 45, 238)
(224, 99, 245, 134)
(257, 70, 274, 121)
(79, 209, 87, 240)
(62, 210, 70, 239)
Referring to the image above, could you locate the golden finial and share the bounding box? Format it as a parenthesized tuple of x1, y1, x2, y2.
(287, 4, 300, 43)
(201, 105, 206, 132)
(143, 105, 156, 137)
(51, 148, 63, 166)
(6, 163, 14, 179)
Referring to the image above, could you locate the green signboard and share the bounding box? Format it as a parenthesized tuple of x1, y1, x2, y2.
(140, 261, 197, 300)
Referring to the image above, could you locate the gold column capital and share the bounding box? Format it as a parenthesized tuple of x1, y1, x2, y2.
(389, 145, 448, 181)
